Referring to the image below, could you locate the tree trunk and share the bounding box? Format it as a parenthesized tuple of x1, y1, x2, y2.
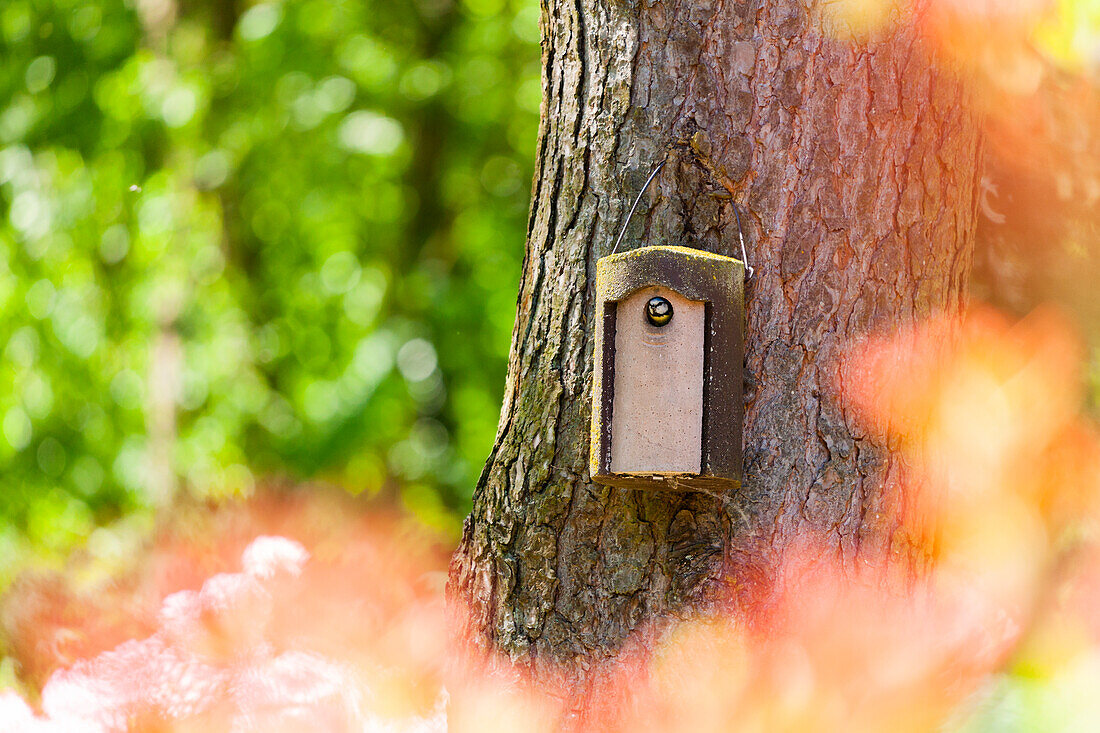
(449, 0, 982, 696)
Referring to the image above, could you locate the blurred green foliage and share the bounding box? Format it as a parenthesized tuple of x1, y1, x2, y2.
(0, 0, 540, 576)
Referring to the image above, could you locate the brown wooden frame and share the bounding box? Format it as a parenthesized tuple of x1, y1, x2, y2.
(590, 245, 744, 491)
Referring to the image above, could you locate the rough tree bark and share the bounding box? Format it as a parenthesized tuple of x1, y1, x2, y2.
(449, 0, 982, 699)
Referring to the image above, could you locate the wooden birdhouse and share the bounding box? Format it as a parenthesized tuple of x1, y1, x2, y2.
(590, 245, 744, 491)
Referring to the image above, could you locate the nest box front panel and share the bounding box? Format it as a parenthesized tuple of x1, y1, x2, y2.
(610, 287, 705, 474)
(590, 245, 744, 492)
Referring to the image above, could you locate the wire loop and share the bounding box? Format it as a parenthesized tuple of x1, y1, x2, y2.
(609, 148, 753, 279)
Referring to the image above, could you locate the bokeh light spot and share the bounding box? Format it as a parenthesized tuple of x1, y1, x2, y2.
(2, 408, 33, 452)
(338, 111, 404, 156)
(238, 3, 283, 42)
(397, 339, 438, 383)
(24, 56, 56, 94)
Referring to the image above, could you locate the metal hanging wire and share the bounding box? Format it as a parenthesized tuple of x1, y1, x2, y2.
(609, 151, 753, 278)
(610, 157, 668, 255)
(731, 201, 754, 278)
